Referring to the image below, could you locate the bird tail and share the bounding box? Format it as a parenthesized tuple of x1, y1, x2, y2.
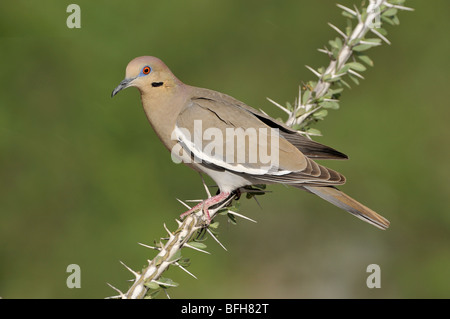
(302, 185, 390, 230)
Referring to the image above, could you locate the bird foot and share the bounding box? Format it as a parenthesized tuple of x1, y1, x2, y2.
(180, 192, 231, 225)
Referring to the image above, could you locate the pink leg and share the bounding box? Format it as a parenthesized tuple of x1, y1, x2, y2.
(180, 192, 231, 224)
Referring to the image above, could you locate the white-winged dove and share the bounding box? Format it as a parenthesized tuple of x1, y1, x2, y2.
(112, 56, 389, 230)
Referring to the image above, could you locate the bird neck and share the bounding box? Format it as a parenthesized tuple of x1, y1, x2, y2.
(140, 83, 188, 151)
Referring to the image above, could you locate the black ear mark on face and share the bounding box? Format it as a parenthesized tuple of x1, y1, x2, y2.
(152, 82, 164, 88)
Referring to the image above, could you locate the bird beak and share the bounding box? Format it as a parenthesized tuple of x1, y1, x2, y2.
(111, 77, 135, 97)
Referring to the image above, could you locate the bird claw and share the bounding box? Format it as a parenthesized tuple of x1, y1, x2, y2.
(179, 200, 212, 225)
(179, 192, 231, 226)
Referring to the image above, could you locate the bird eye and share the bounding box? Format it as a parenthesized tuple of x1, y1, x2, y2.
(142, 66, 151, 75)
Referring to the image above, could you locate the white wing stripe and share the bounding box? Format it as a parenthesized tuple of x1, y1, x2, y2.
(172, 125, 291, 176)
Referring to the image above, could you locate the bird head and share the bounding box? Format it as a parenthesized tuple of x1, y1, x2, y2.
(111, 56, 181, 97)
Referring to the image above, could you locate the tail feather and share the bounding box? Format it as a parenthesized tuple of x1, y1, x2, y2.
(302, 185, 390, 230)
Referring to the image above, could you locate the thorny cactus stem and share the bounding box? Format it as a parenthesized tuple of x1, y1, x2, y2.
(108, 0, 412, 299)
(108, 181, 259, 299)
(121, 215, 203, 299)
(275, 0, 413, 135)
(115, 216, 202, 299)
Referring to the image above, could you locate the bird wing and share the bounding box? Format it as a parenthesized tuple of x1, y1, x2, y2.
(192, 88, 348, 160)
(174, 89, 345, 186)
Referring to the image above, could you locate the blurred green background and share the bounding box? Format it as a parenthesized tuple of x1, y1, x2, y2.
(1, 0, 449, 299)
